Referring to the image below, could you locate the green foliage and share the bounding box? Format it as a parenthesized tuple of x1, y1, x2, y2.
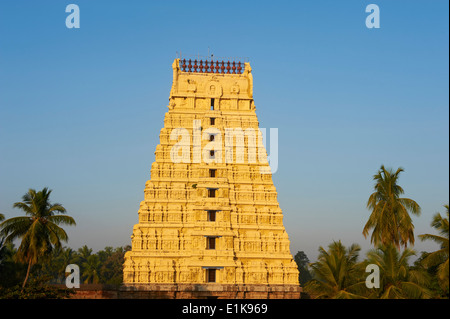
(418, 204, 449, 295)
(0, 241, 27, 288)
(366, 244, 431, 299)
(303, 241, 367, 299)
(294, 251, 312, 286)
(413, 252, 448, 298)
(0, 180, 446, 300)
(303, 241, 438, 299)
(0, 187, 76, 288)
(0, 243, 132, 298)
(363, 165, 421, 249)
(0, 276, 75, 299)
(98, 246, 131, 285)
(82, 255, 101, 284)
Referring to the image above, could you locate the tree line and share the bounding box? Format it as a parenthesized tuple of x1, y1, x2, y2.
(0, 187, 130, 298)
(0, 243, 130, 288)
(293, 166, 449, 299)
(0, 165, 448, 298)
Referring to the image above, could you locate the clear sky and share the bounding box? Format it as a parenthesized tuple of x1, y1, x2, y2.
(0, 0, 448, 262)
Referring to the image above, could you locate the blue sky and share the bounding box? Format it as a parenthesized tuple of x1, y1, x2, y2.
(0, 0, 448, 262)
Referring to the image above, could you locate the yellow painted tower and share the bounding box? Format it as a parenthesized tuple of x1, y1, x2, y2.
(122, 58, 300, 298)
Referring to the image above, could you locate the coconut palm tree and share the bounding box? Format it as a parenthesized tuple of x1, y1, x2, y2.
(75, 245, 92, 265)
(303, 241, 367, 299)
(418, 204, 449, 293)
(60, 247, 76, 268)
(0, 213, 4, 221)
(48, 246, 76, 284)
(366, 244, 431, 299)
(82, 254, 101, 284)
(0, 187, 76, 288)
(363, 165, 421, 249)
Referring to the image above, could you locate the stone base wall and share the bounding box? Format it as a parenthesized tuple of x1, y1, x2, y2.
(65, 284, 301, 299)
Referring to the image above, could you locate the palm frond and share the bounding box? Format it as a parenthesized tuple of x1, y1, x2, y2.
(399, 198, 421, 216)
(48, 203, 67, 215)
(47, 215, 76, 226)
(400, 281, 431, 299)
(12, 202, 34, 215)
(46, 221, 70, 244)
(419, 233, 448, 247)
(0, 216, 33, 241)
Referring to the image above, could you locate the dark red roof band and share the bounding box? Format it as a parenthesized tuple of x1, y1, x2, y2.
(180, 59, 243, 74)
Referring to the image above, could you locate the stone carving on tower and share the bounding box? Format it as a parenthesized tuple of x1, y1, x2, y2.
(123, 58, 300, 298)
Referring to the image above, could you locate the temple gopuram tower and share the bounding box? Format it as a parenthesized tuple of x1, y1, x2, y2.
(123, 58, 300, 299)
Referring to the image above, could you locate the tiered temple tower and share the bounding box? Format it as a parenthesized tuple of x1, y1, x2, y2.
(122, 58, 300, 298)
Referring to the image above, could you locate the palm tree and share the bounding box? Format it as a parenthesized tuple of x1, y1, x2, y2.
(0, 187, 76, 288)
(75, 245, 92, 265)
(363, 165, 421, 249)
(60, 247, 76, 267)
(82, 254, 101, 284)
(48, 246, 76, 284)
(0, 241, 24, 287)
(366, 244, 431, 298)
(303, 241, 367, 299)
(418, 204, 449, 293)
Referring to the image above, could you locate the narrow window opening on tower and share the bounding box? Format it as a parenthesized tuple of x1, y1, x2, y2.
(207, 210, 216, 221)
(208, 188, 217, 198)
(207, 268, 216, 282)
(210, 118, 215, 125)
(209, 134, 215, 141)
(211, 98, 215, 110)
(209, 169, 216, 178)
(207, 237, 216, 250)
(210, 150, 215, 158)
